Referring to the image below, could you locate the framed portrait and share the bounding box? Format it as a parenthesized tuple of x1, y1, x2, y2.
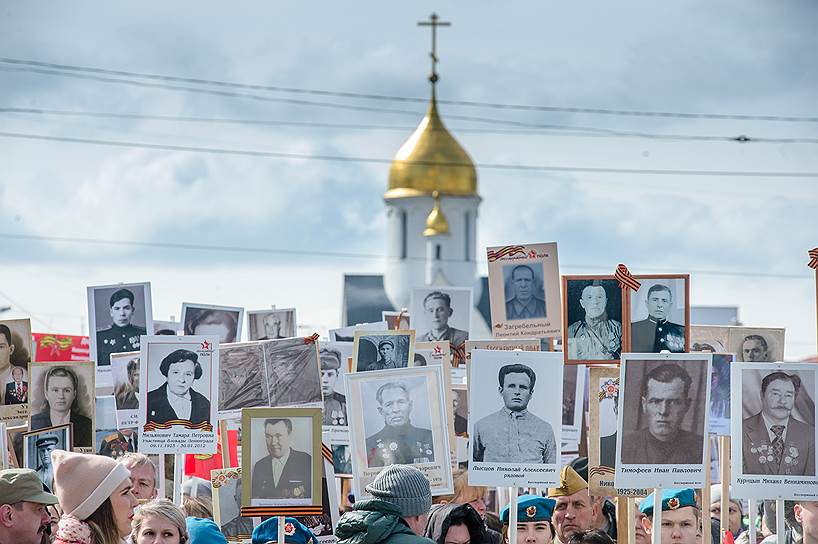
(95, 395, 137, 459)
(382, 311, 410, 331)
(241, 407, 323, 514)
(410, 287, 472, 346)
(23, 423, 71, 490)
(153, 320, 181, 335)
(468, 349, 563, 488)
(451, 383, 469, 468)
(562, 364, 587, 443)
(352, 330, 416, 373)
(219, 342, 268, 415)
(296, 444, 340, 544)
(87, 282, 153, 391)
(182, 303, 244, 344)
(709, 354, 734, 436)
(727, 327, 786, 362)
(731, 362, 818, 499)
(328, 321, 388, 343)
(411, 341, 455, 463)
(139, 335, 219, 454)
(691, 325, 730, 353)
(6, 423, 27, 468)
(247, 308, 297, 341)
(0, 318, 32, 423)
(614, 353, 711, 489)
(464, 339, 540, 384)
(212, 467, 254, 543)
(345, 365, 453, 497)
(29, 360, 95, 452)
(486, 242, 562, 339)
(262, 338, 322, 408)
(318, 341, 352, 445)
(111, 351, 140, 429)
(562, 276, 624, 365)
(626, 275, 690, 353)
(330, 444, 352, 478)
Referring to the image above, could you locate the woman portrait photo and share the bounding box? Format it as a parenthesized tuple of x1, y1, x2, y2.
(31, 365, 93, 448)
(182, 304, 242, 344)
(146, 349, 211, 425)
(115, 357, 140, 410)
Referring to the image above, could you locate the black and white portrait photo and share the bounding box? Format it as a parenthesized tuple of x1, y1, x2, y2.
(96, 395, 138, 459)
(486, 243, 562, 339)
(182, 303, 244, 344)
(727, 327, 786, 362)
(318, 342, 351, 428)
(352, 330, 415, 372)
(29, 361, 95, 450)
(153, 320, 180, 335)
(345, 365, 452, 497)
(587, 366, 620, 495)
(331, 444, 352, 476)
(562, 364, 586, 443)
(87, 283, 153, 368)
(262, 338, 323, 408)
(709, 354, 733, 435)
(242, 407, 322, 508)
(139, 335, 219, 454)
(328, 321, 388, 343)
(23, 424, 70, 489)
(212, 468, 254, 541)
(298, 451, 341, 543)
(629, 276, 688, 353)
(615, 354, 710, 489)
(248, 308, 297, 341)
(111, 351, 139, 428)
(219, 342, 268, 413)
(691, 325, 729, 353)
(410, 287, 472, 346)
(563, 277, 623, 362)
(468, 349, 562, 488)
(0, 318, 32, 421)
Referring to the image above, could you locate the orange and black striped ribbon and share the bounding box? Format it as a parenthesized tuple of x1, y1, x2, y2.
(487, 245, 526, 263)
(241, 506, 324, 517)
(394, 308, 409, 330)
(143, 420, 213, 432)
(321, 444, 332, 462)
(614, 264, 641, 291)
(808, 248, 818, 269)
(303, 333, 320, 344)
(451, 342, 466, 367)
(589, 466, 615, 477)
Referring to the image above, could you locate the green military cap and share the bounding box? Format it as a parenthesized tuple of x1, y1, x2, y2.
(0, 468, 59, 505)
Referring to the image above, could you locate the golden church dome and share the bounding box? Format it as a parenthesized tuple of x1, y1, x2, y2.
(386, 89, 477, 199)
(423, 191, 450, 237)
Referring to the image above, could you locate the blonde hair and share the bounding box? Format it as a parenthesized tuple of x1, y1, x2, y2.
(181, 495, 213, 519)
(130, 499, 189, 544)
(451, 469, 488, 503)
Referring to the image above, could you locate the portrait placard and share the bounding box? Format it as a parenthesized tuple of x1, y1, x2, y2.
(727, 327, 786, 362)
(0, 318, 32, 423)
(731, 362, 818, 499)
(6, 423, 27, 468)
(247, 308, 297, 341)
(352, 330, 415, 373)
(345, 365, 453, 497)
(29, 360, 95, 452)
(219, 342, 268, 416)
(182, 303, 244, 343)
(562, 276, 624, 364)
(614, 353, 711, 489)
(382, 311, 410, 331)
(627, 275, 690, 353)
(464, 339, 540, 384)
(451, 383, 469, 468)
(562, 364, 586, 443)
(111, 351, 140, 429)
(212, 467, 254, 543)
(330, 444, 352, 477)
(23, 423, 71, 490)
(87, 282, 153, 390)
(241, 407, 323, 514)
(410, 287, 472, 346)
(411, 341, 455, 464)
(153, 320, 181, 335)
(139, 335, 219, 454)
(261, 338, 322, 409)
(95, 395, 137, 459)
(709, 354, 734, 435)
(486, 242, 562, 339)
(468, 350, 563, 488)
(328, 321, 388, 343)
(318, 341, 352, 445)
(296, 445, 340, 544)
(691, 325, 729, 353)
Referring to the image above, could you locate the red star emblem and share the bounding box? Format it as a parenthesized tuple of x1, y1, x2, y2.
(284, 522, 296, 536)
(528, 250, 537, 258)
(667, 497, 680, 510)
(434, 345, 441, 354)
(201, 340, 210, 350)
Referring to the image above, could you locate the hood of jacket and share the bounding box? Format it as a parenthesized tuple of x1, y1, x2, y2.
(425, 503, 485, 544)
(336, 499, 418, 544)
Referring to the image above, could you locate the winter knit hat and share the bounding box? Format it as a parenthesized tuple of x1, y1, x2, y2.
(364, 464, 432, 517)
(51, 449, 131, 520)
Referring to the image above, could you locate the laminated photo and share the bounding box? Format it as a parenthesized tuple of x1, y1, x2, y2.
(0, 318, 32, 423)
(111, 351, 140, 429)
(29, 360, 95, 452)
(562, 276, 623, 364)
(318, 341, 352, 445)
(627, 275, 689, 353)
(247, 308, 297, 341)
(410, 287, 472, 346)
(182, 302, 244, 344)
(352, 330, 415, 373)
(727, 327, 786, 363)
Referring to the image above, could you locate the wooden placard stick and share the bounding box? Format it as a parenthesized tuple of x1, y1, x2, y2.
(702, 437, 712, 544)
(720, 436, 731, 541)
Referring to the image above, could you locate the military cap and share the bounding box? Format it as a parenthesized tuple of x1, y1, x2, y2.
(252, 517, 317, 544)
(36, 436, 60, 449)
(547, 466, 588, 497)
(500, 495, 556, 523)
(0, 468, 59, 505)
(320, 348, 342, 370)
(378, 339, 394, 349)
(640, 488, 697, 516)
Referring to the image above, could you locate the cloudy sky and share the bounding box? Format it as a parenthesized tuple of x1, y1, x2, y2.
(1, 1, 817, 357)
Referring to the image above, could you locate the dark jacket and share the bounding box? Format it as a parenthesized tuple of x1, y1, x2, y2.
(146, 382, 210, 425)
(31, 410, 92, 448)
(425, 504, 489, 544)
(4, 381, 27, 404)
(251, 449, 313, 500)
(336, 499, 435, 544)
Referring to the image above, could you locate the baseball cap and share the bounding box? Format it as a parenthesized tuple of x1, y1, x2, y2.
(0, 469, 59, 505)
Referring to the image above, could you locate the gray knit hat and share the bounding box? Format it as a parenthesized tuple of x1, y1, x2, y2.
(365, 464, 432, 517)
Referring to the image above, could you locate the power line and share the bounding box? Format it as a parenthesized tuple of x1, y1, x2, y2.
(5, 107, 817, 144)
(3, 56, 817, 123)
(0, 232, 811, 280)
(3, 130, 817, 178)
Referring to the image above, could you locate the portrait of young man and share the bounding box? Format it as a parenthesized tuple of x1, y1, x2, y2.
(630, 279, 687, 353)
(90, 285, 151, 367)
(411, 288, 471, 345)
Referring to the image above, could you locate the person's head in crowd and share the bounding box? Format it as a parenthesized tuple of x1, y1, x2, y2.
(0, 468, 59, 544)
(186, 517, 226, 544)
(500, 495, 556, 544)
(708, 485, 744, 537)
(376, 382, 413, 428)
(565, 458, 611, 535)
(423, 291, 454, 332)
(252, 516, 317, 544)
(130, 499, 188, 544)
(639, 489, 699, 544)
(633, 509, 649, 544)
(446, 469, 489, 520)
(187, 310, 236, 343)
(548, 467, 598, 544)
(365, 464, 433, 536)
(425, 503, 486, 544)
(320, 349, 343, 396)
(792, 501, 818, 544)
(109, 289, 137, 328)
(50, 450, 137, 544)
(120, 453, 158, 501)
(181, 497, 213, 520)
(566, 530, 614, 544)
(42, 366, 82, 418)
(640, 363, 693, 443)
(759, 371, 800, 426)
(741, 335, 770, 362)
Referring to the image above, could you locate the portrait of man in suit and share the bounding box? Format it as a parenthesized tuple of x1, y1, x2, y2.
(146, 349, 211, 426)
(504, 264, 547, 320)
(742, 371, 815, 476)
(251, 418, 312, 500)
(4, 365, 28, 405)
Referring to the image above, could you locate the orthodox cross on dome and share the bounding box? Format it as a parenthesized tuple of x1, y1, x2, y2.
(417, 13, 451, 85)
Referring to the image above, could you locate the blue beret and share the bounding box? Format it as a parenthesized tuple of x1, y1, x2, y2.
(640, 489, 697, 516)
(500, 495, 555, 523)
(252, 517, 318, 544)
(186, 517, 227, 544)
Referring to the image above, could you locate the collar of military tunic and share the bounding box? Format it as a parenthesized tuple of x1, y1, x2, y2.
(648, 317, 667, 325)
(503, 407, 529, 419)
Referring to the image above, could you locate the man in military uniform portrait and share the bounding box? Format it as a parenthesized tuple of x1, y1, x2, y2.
(417, 291, 468, 345)
(566, 282, 622, 361)
(320, 348, 347, 426)
(472, 363, 556, 463)
(365, 381, 434, 467)
(365, 340, 399, 371)
(505, 264, 547, 320)
(251, 418, 313, 500)
(742, 371, 815, 476)
(96, 288, 147, 366)
(621, 363, 704, 464)
(97, 429, 138, 459)
(630, 284, 685, 353)
(32, 435, 59, 489)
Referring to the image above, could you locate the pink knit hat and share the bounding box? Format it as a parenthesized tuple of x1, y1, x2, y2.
(51, 450, 132, 520)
